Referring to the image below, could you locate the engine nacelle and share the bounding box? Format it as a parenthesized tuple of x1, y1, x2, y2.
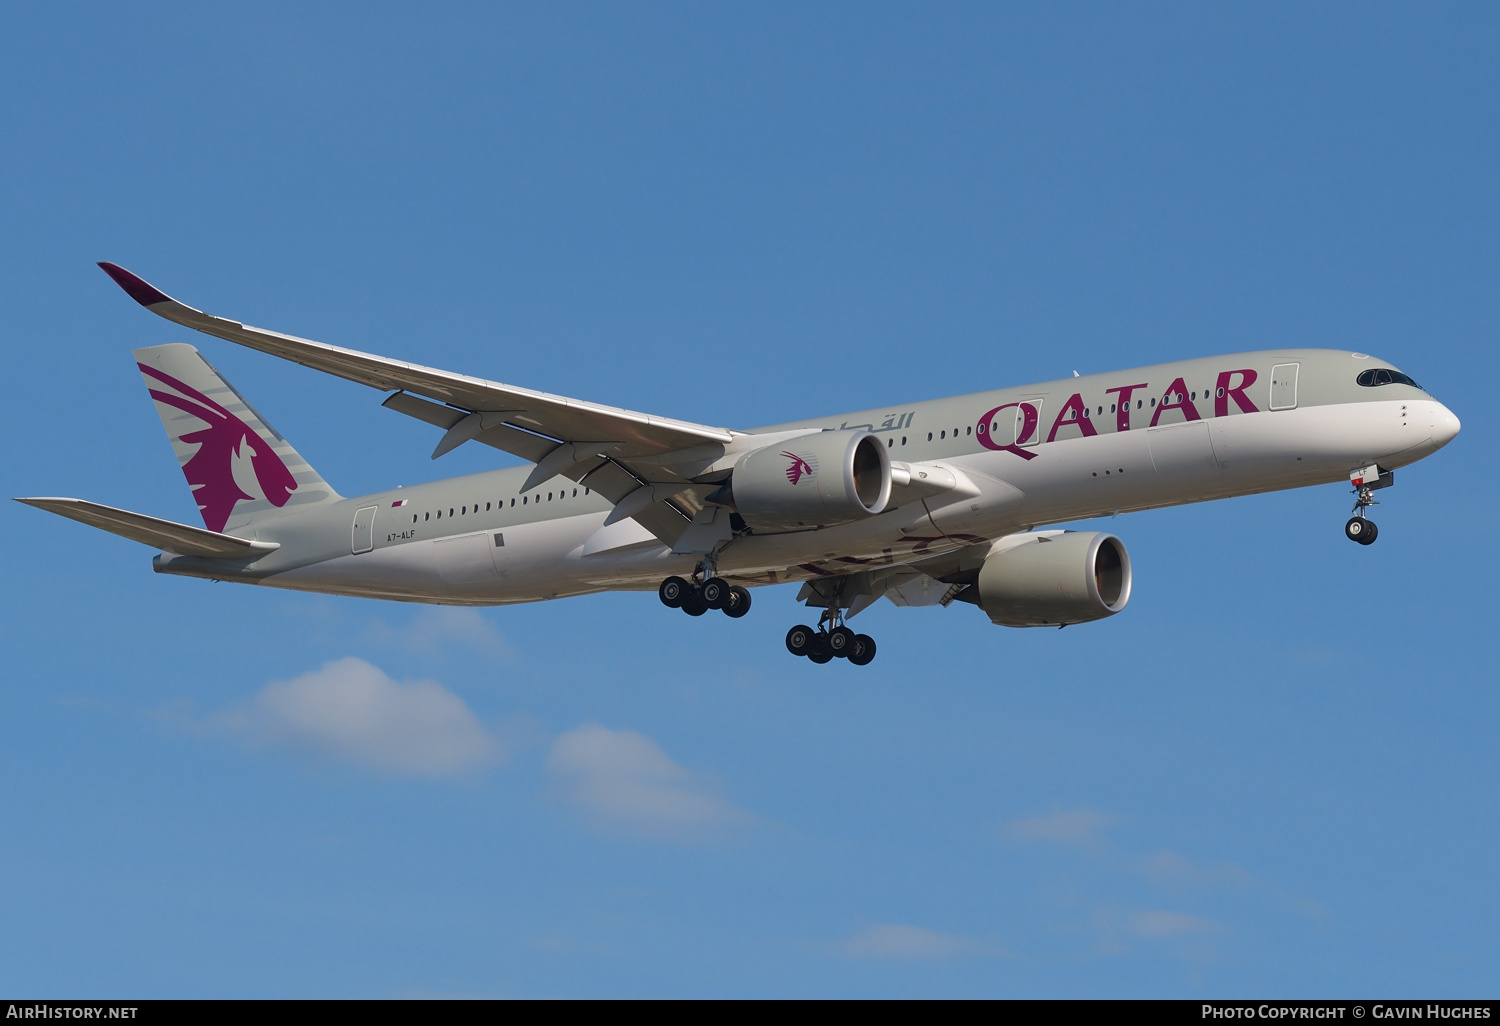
(730, 430, 892, 532)
(976, 531, 1132, 627)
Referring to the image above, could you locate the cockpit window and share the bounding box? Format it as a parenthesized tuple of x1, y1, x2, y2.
(1357, 368, 1421, 389)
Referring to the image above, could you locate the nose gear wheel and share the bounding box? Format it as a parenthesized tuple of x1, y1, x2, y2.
(1344, 466, 1392, 545)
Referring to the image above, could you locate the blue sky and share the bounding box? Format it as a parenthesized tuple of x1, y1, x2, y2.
(2, 3, 1496, 997)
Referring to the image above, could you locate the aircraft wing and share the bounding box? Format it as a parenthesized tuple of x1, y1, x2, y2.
(16, 497, 280, 559)
(99, 263, 743, 543)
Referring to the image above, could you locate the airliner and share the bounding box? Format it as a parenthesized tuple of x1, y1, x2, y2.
(17, 263, 1461, 666)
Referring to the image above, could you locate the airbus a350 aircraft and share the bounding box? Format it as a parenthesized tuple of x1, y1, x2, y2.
(19, 263, 1461, 666)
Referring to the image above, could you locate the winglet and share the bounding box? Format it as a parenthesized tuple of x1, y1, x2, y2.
(98, 262, 175, 307)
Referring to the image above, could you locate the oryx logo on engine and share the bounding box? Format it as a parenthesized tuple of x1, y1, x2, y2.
(782, 451, 815, 485)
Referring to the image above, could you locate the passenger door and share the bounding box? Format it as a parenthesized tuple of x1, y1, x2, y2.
(1269, 363, 1299, 410)
(351, 506, 378, 554)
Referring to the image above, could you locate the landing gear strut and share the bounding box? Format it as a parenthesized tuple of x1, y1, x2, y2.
(1345, 464, 1392, 546)
(658, 563, 751, 620)
(784, 605, 877, 667)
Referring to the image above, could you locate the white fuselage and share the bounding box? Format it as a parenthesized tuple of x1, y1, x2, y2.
(158, 349, 1460, 605)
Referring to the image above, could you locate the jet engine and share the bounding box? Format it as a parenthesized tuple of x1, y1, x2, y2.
(727, 429, 892, 532)
(974, 531, 1132, 627)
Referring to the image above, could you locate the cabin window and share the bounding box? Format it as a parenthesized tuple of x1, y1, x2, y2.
(940, 430, 946, 439)
(425, 512, 430, 521)
(485, 502, 491, 511)
(548, 492, 553, 501)
(1137, 400, 1143, 409)
(461, 506, 466, 515)
(412, 514, 417, 523)
(901, 436, 907, 445)
(1150, 398, 1156, 407)
(927, 432, 932, 441)
(510, 498, 515, 507)
(1217, 387, 1225, 398)
(1110, 403, 1116, 413)
(966, 426, 971, 435)
(573, 488, 578, 497)
(585, 488, 590, 495)
(523, 496, 527, 505)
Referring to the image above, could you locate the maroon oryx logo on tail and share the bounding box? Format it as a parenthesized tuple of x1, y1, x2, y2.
(782, 451, 814, 485)
(140, 363, 298, 532)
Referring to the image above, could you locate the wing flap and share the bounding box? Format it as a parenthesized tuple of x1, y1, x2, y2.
(16, 497, 280, 559)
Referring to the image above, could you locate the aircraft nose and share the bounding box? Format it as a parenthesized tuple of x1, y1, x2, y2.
(1431, 403, 1461, 449)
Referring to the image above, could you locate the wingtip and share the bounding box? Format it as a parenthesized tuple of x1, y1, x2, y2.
(97, 262, 174, 307)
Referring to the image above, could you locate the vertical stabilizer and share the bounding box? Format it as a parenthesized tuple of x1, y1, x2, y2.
(134, 342, 340, 532)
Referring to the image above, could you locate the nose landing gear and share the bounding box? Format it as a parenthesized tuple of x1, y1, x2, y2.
(1345, 464, 1393, 546)
(1344, 516, 1378, 545)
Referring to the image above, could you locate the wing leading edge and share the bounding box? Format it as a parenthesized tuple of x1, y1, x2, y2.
(98, 263, 745, 544)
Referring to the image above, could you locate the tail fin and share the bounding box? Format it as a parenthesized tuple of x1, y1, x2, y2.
(135, 342, 341, 532)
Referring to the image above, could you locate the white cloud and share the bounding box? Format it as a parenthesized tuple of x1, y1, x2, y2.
(367, 607, 512, 658)
(1137, 849, 1324, 919)
(839, 924, 983, 960)
(234, 656, 502, 776)
(546, 723, 753, 839)
(1125, 909, 1216, 939)
(1137, 849, 1255, 889)
(1092, 904, 1218, 941)
(1005, 808, 1118, 846)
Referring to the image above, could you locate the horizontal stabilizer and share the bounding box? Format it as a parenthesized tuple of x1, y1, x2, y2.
(15, 497, 280, 559)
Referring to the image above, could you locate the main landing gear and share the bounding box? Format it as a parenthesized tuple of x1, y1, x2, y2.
(1345, 464, 1393, 546)
(658, 572, 751, 619)
(785, 616, 877, 667)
